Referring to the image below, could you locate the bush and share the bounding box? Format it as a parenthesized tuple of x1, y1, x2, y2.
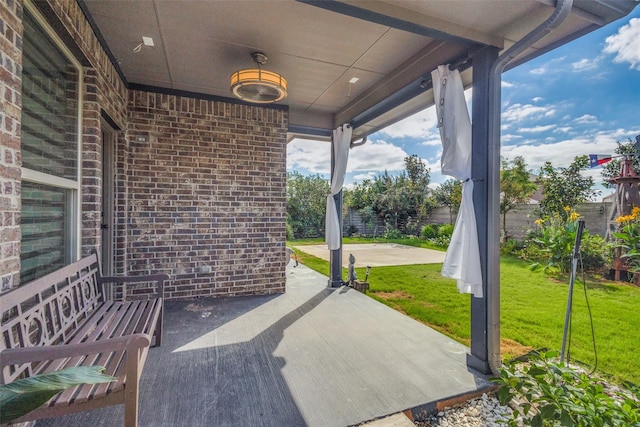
(492, 350, 640, 427)
(501, 237, 525, 256)
(421, 224, 439, 239)
(426, 235, 451, 248)
(285, 214, 295, 240)
(438, 223, 454, 238)
(523, 209, 609, 274)
(383, 226, 402, 239)
(580, 234, 611, 272)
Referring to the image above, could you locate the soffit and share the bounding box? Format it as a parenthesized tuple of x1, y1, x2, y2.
(81, 0, 638, 141)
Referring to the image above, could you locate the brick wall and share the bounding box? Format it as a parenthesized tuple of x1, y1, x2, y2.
(1, 0, 288, 298)
(124, 91, 288, 298)
(0, 0, 23, 292)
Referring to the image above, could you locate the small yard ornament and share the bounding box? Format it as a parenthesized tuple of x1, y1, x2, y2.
(347, 253, 369, 293)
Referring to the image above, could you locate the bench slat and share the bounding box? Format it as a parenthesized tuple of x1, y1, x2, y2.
(48, 300, 158, 405)
(0, 252, 167, 427)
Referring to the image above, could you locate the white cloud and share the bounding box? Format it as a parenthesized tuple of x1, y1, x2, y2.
(553, 126, 573, 134)
(530, 66, 547, 75)
(502, 103, 556, 123)
(603, 18, 640, 70)
(287, 138, 410, 176)
(287, 139, 331, 174)
(420, 137, 442, 147)
(500, 130, 638, 175)
(571, 58, 598, 72)
(501, 134, 523, 143)
(348, 138, 409, 172)
(502, 80, 515, 88)
(379, 108, 438, 138)
(519, 124, 556, 133)
(352, 172, 376, 182)
(574, 114, 598, 124)
(532, 97, 543, 103)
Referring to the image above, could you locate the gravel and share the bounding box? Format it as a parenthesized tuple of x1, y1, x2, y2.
(415, 393, 524, 427)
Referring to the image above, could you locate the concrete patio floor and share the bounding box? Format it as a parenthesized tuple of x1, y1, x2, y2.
(38, 263, 490, 427)
(294, 243, 446, 267)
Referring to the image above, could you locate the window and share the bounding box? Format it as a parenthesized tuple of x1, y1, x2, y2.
(20, 3, 82, 283)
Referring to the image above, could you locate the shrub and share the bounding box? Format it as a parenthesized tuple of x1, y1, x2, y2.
(421, 224, 439, 239)
(613, 206, 640, 277)
(501, 237, 525, 256)
(492, 350, 640, 427)
(285, 215, 295, 240)
(426, 235, 451, 248)
(523, 208, 609, 274)
(438, 223, 454, 238)
(383, 226, 402, 239)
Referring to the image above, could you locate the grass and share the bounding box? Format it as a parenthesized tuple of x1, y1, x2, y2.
(288, 239, 640, 384)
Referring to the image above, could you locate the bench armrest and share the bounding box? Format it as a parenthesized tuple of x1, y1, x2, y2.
(0, 333, 151, 367)
(99, 273, 168, 300)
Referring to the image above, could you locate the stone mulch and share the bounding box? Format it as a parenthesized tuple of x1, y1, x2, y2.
(414, 393, 523, 427)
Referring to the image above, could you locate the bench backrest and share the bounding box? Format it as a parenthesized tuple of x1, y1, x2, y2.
(1, 253, 104, 383)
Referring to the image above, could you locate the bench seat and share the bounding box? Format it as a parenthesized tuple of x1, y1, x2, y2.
(0, 252, 168, 426)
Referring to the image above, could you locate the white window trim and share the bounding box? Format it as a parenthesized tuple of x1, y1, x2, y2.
(23, 0, 84, 262)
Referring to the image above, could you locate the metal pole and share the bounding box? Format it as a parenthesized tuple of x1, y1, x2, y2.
(329, 190, 343, 287)
(482, 0, 574, 375)
(468, 45, 498, 375)
(561, 219, 585, 363)
(329, 130, 343, 287)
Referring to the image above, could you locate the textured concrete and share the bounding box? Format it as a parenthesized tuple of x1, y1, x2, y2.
(38, 263, 489, 427)
(294, 243, 446, 267)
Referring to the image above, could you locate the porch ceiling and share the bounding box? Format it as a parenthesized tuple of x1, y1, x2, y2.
(80, 0, 637, 141)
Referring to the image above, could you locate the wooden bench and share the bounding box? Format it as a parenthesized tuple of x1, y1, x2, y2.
(0, 252, 168, 426)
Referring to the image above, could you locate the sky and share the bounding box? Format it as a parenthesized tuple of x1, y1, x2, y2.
(287, 7, 640, 200)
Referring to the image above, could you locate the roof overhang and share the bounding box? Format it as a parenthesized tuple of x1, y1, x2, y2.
(79, 0, 638, 141)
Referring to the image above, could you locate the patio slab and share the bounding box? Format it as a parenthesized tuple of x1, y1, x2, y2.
(37, 263, 489, 427)
(293, 243, 446, 267)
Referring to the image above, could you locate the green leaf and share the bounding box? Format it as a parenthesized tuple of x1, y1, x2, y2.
(0, 366, 116, 424)
(560, 410, 576, 426)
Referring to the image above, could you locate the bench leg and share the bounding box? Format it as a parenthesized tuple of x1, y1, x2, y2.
(124, 348, 142, 427)
(155, 306, 163, 347)
(124, 382, 139, 427)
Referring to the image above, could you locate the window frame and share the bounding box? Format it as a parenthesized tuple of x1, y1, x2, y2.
(21, 0, 84, 272)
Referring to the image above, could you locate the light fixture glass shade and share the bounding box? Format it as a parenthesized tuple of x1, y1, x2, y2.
(230, 68, 288, 103)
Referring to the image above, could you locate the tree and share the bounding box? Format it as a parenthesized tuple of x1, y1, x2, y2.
(286, 172, 330, 238)
(405, 154, 430, 190)
(431, 179, 462, 223)
(344, 156, 432, 234)
(500, 156, 537, 236)
(404, 154, 433, 224)
(537, 155, 600, 220)
(344, 179, 376, 234)
(600, 138, 640, 187)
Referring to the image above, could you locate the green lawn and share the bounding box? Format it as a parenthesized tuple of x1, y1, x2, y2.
(289, 240, 640, 384)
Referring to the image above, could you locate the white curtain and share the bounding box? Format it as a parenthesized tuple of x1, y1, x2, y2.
(431, 65, 483, 298)
(325, 124, 352, 250)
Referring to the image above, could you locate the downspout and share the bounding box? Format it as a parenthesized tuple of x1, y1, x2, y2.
(486, 0, 573, 374)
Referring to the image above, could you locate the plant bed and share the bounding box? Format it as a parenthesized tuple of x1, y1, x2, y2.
(492, 350, 640, 427)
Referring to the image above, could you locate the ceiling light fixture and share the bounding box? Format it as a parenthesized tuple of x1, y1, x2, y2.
(230, 52, 287, 104)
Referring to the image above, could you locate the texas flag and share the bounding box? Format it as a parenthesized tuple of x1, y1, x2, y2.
(589, 154, 613, 168)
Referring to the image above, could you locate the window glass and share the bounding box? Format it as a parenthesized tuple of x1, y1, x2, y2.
(20, 182, 70, 283)
(21, 8, 78, 179)
(20, 5, 81, 284)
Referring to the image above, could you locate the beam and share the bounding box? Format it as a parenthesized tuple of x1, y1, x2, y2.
(297, 0, 482, 47)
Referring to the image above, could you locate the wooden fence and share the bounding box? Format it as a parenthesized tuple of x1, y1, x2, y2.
(344, 202, 612, 239)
